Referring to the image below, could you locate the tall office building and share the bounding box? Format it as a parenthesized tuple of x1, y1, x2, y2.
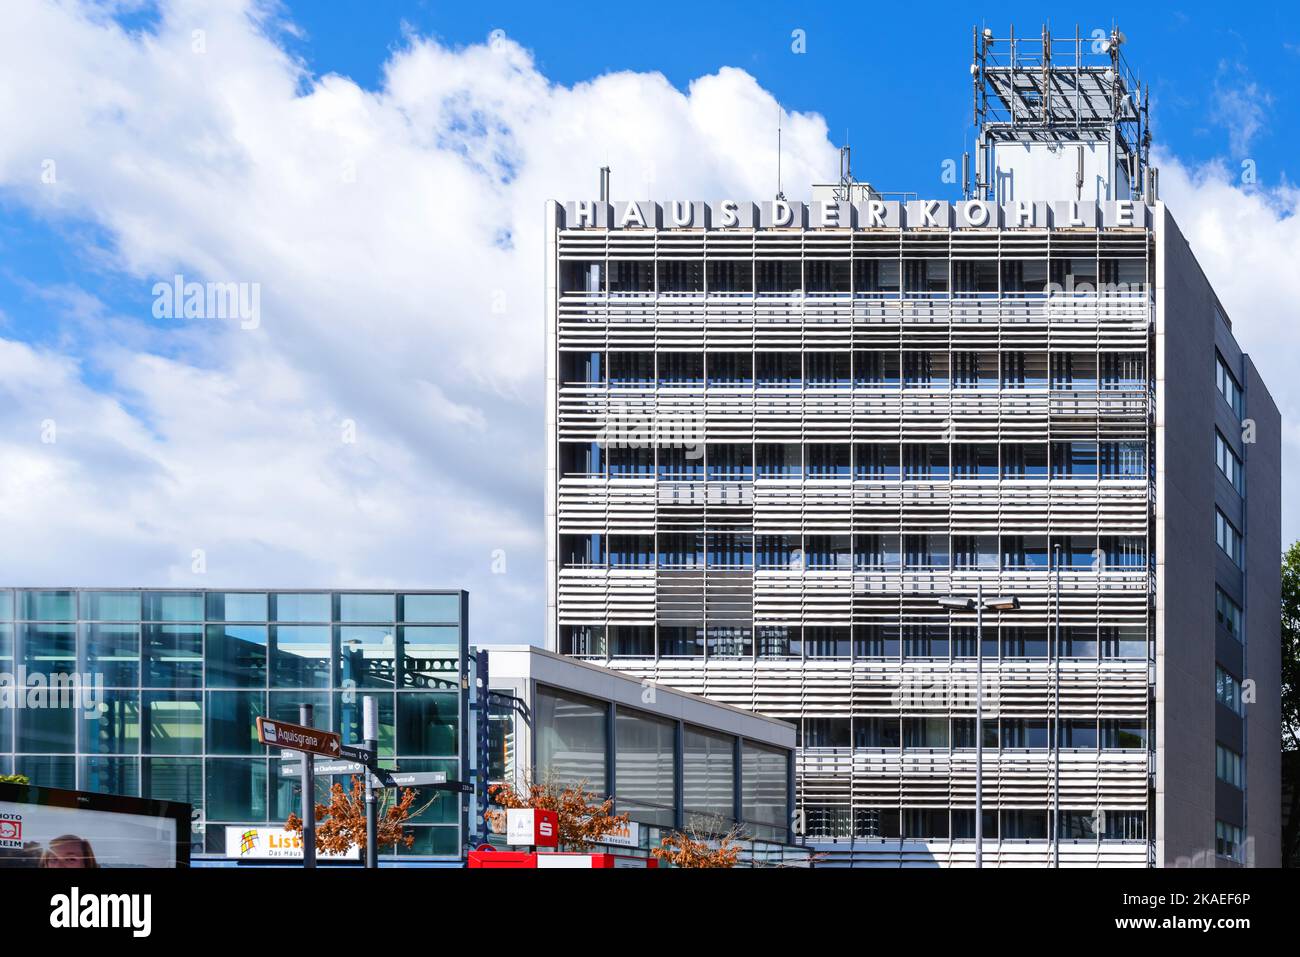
(545, 27, 1280, 866)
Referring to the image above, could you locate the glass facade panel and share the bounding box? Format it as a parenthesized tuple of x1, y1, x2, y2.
(142, 592, 203, 622)
(743, 741, 789, 839)
(337, 593, 396, 622)
(683, 725, 735, 829)
(615, 707, 675, 825)
(401, 593, 460, 623)
(0, 588, 468, 860)
(271, 592, 331, 622)
(21, 590, 77, 621)
(206, 592, 268, 622)
(535, 686, 607, 794)
(143, 624, 203, 688)
(83, 591, 141, 622)
(337, 626, 396, 689)
(206, 624, 268, 688)
(143, 690, 202, 754)
(82, 623, 140, 686)
(270, 625, 331, 688)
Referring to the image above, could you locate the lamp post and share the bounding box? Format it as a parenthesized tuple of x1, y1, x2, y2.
(939, 586, 1020, 869)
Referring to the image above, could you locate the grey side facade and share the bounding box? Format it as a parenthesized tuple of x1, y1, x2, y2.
(1155, 207, 1281, 867)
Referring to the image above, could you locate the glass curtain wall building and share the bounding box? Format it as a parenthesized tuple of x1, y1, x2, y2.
(545, 28, 1281, 867)
(0, 588, 468, 863)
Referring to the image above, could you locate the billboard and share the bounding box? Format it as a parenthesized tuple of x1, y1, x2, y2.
(224, 826, 360, 861)
(0, 781, 190, 868)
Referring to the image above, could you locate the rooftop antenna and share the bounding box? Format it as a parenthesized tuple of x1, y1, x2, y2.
(599, 165, 610, 202)
(776, 106, 786, 201)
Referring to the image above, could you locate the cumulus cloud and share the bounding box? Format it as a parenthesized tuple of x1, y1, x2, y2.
(0, 0, 837, 642)
(1157, 153, 1300, 540)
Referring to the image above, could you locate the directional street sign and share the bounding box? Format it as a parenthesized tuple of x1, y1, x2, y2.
(372, 771, 449, 788)
(339, 744, 376, 765)
(280, 759, 368, 778)
(256, 717, 341, 758)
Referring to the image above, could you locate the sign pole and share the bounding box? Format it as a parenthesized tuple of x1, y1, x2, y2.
(363, 696, 379, 869)
(299, 703, 317, 868)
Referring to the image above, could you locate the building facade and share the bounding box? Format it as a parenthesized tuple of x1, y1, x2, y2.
(545, 28, 1281, 867)
(0, 588, 469, 863)
(486, 644, 799, 862)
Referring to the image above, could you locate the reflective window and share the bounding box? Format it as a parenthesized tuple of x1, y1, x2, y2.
(401, 594, 460, 624)
(82, 623, 140, 686)
(143, 691, 202, 755)
(400, 627, 461, 690)
(615, 707, 675, 827)
(683, 725, 734, 829)
(271, 592, 331, 622)
(270, 625, 331, 688)
(536, 686, 607, 795)
(204, 691, 265, 755)
(337, 593, 396, 622)
(743, 742, 789, 841)
(337, 626, 397, 689)
(206, 624, 268, 688)
(20, 590, 76, 621)
(206, 592, 268, 622)
(142, 592, 203, 622)
(396, 693, 459, 756)
(143, 624, 203, 688)
(206, 758, 267, 821)
(81, 689, 141, 754)
(83, 591, 141, 622)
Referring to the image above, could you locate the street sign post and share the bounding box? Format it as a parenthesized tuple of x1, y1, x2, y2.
(339, 744, 376, 765)
(279, 759, 368, 778)
(256, 717, 342, 759)
(372, 771, 449, 788)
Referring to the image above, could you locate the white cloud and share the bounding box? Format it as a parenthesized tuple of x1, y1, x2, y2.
(0, 0, 837, 642)
(1157, 153, 1300, 543)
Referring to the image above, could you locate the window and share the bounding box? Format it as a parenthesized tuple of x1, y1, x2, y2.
(903, 258, 948, 295)
(806, 351, 851, 386)
(607, 260, 653, 294)
(803, 718, 851, 748)
(1100, 351, 1146, 390)
(536, 687, 607, 794)
(855, 534, 901, 569)
(657, 259, 703, 293)
(1216, 744, 1244, 789)
(1216, 352, 1243, 419)
(743, 742, 790, 841)
(1051, 441, 1097, 479)
(1050, 352, 1097, 390)
(806, 443, 851, 478)
(1216, 587, 1243, 641)
(902, 443, 948, 480)
(1216, 509, 1242, 566)
(1002, 443, 1048, 479)
(755, 260, 801, 293)
(756, 443, 802, 477)
(853, 350, 900, 386)
(560, 260, 604, 294)
(902, 717, 949, 749)
(1001, 535, 1049, 569)
(1001, 351, 1047, 388)
(853, 258, 900, 295)
(1216, 820, 1244, 862)
(756, 352, 800, 386)
(707, 260, 752, 293)
(804, 535, 850, 569)
(658, 352, 703, 386)
(952, 351, 997, 389)
(1216, 666, 1243, 715)
(952, 443, 998, 478)
(951, 259, 998, 296)
(1100, 441, 1146, 478)
(1216, 431, 1244, 492)
(707, 444, 751, 481)
(903, 534, 949, 569)
(706, 533, 753, 569)
(706, 352, 751, 385)
(805, 260, 850, 293)
(1099, 721, 1147, 749)
(902, 351, 948, 388)
(608, 351, 654, 387)
(1000, 258, 1048, 295)
(854, 443, 900, 480)
(683, 726, 736, 829)
(616, 708, 676, 826)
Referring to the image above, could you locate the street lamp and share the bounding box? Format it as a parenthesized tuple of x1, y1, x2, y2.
(938, 584, 1020, 868)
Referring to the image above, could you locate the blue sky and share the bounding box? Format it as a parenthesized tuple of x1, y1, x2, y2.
(0, 1, 1296, 645)
(274, 0, 1300, 192)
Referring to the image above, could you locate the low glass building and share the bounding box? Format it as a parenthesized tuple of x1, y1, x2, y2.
(0, 588, 468, 863)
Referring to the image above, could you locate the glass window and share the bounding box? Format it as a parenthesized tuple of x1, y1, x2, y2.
(396, 692, 459, 756)
(206, 624, 268, 688)
(16, 756, 75, 791)
(81, 623, 140, 686)
(270, 625, 331, 688)
(743, 742, 789, 840)
(143, 690, 203, 755)
(206, 592, 268, 621)
(81, 689, 141, 754)
(1216, 744, 1244, 788)
(401, 593, 460, 624)
(1216, 509, 1242, 566)
(17, 700, 76, 753)
(143, 624, 203, 688)
(142, 591, 203, 622)
(205, 691, 266, 755)
(683, 725, 735, 829)
(143, 757, 202, 809)
(334, 692, 395, 756)
(337, 593, 396, 622)
(20, 590, 76, 621)
(337, 626, 397, 689)
(80, 756, 140, 796)
(536, 686, 607, 795)
(397, 627, 460, 690)
(83, 591, 141, 622)
(205, 758, 267, 821)
(271, 592, 331, 622)
(1216, 666, 1243, 715)
(1216, 353, 1243, 419)
(1216, 820, 1243, 862)
(20, 622, 75, 672)
(615, 708, 676, 827)
(1215, 431, 1244, 493)
(803, 718, 851, 748)
(1216, 588, 1243, 642)
(0, 589, 12, 619)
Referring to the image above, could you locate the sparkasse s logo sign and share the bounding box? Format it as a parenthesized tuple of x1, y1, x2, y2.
(49, 887, 152, 938)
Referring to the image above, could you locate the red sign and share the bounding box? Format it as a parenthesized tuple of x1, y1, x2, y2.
(505, 808, 559, 848)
